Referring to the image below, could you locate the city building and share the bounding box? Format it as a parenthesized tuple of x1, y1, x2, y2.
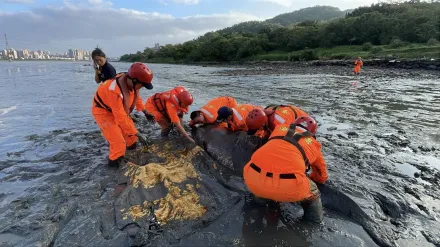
(17, 50, 24, 59)
(32, 51, 40, 59)
(153, 43, 161, 52)
(23, 49, 30, 59)
(10, 48, 18, 59)
(68, 49, 76, 58)
(1, 47, 91, 60)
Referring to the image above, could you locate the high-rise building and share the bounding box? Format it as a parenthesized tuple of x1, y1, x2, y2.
(68, 49, 75, 58)
(33, 51, 40, 59)
(17, 50, 24, 59)
(10, 48, 18, 59)
(23, 49, 30, 59)
(75, 49, 83, 60)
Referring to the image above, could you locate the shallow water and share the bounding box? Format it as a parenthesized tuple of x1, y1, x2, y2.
(2, 61, 439, 160)
(1, 61, 440, 247)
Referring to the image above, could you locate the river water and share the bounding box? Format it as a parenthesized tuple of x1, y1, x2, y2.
(1, 61, 440, 246)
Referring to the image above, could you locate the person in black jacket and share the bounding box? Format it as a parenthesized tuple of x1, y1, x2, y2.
(92, 48, 116, 83)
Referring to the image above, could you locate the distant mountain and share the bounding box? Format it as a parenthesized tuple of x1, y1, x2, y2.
(266, 6, 349, 26)
(218, 21, 282, 34)
(217, 5, 351, 35)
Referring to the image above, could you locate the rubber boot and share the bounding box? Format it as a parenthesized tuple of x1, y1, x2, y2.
(300, 196, 323, 224)
(127, 142, 138, 150)
(249, 193, 270, 206)
(161, 127, 171, 137)
(108, 156, 124, 168)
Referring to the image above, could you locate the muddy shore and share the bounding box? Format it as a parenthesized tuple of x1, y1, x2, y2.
(200, 59, 440, 78)
(1, 62, 439, 247)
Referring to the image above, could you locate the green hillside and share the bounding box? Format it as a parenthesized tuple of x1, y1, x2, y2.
(120, 2, 440, 63)
(266, 5, 348, 26)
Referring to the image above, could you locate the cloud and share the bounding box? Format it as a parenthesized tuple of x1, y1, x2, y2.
(0, 4, 258, 56)
(251, 0, 376, 10)
(173, 0, 200, 4)
(159, 0, 200, 5)
(254, 0, 294, 7)
(0, 0, 34, 4)
(87, 0, 112, 5)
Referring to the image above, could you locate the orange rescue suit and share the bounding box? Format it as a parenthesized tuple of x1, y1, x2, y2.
(265, 105, 309, 131)
(228, 104, 262, 132)
(144, 86, 188, 130)
(354, 59, 363, 74)
(243, 123, 328, 202)
(92, 74, 142, 161)
(200, 96, 238, 124)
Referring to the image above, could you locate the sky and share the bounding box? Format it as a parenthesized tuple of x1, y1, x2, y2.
(0, 0, 377, 57)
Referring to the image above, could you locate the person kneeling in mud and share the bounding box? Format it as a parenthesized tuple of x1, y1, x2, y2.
(189, 96, 238, 127)
(144, 86, 195, 143)
(92, 62, 153, 167)
(243, 116, 328, 223)
(246, 104, 309, 139)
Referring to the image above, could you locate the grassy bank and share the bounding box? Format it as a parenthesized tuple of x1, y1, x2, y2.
(247, 44, 440, 62)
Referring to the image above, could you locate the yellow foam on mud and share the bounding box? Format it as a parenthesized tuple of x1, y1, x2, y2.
(123, 144, 207, 225)
(154, 184, 207, 224)
(122, 201, 151, 221)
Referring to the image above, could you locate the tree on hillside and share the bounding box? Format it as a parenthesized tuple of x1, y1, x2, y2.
(266, 5, 346, 26)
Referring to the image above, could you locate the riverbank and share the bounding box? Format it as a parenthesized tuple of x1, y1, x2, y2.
(210, 59, 440, 78)
(120, 44, 440, 69)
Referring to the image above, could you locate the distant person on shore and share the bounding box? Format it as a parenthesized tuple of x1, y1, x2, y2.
(353, 57, 363, 75)
(92, 48, 116, 84)
(92, 62, 153, 167)
(144, 86, 195, 143)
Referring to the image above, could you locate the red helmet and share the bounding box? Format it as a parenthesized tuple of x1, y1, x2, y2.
(178, 91, 193, 106)
(128, 62, 153, 89)
(246, 109, 268, 135)
(263, 108, 276, 131)
(294, 116, 318, 134)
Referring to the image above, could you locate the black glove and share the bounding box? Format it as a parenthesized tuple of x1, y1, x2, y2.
(143, 111, 155, 124)
(136, 133, 148, 147)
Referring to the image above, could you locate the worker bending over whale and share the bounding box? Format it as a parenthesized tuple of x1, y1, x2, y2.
(189, 96, 238, 127)
(144, 86, 195, 143)
(92, 62, 153, 167)
(246, 104, 309, 138)
(243, 116, 328, 223)
(215, 104, 264, 135)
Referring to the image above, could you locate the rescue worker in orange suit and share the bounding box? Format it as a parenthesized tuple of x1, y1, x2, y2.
(215, 104, 263, 133)
(243, 116, 328, 223)
(111, 72, 150, 119)
(144, 86, 195, 143)
(92, 62, 154, 167)
(353, 57, 363, 75)
(189, 96, 238, 127)
(246, 104, 309, 139)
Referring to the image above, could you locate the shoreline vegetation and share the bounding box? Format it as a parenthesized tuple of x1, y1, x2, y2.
(120, 2, 440, 67)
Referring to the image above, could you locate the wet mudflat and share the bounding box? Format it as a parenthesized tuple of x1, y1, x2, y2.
(0, 61, 439, 247)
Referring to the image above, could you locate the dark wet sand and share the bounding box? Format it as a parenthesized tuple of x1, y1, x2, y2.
(0, 63, 439, 247)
